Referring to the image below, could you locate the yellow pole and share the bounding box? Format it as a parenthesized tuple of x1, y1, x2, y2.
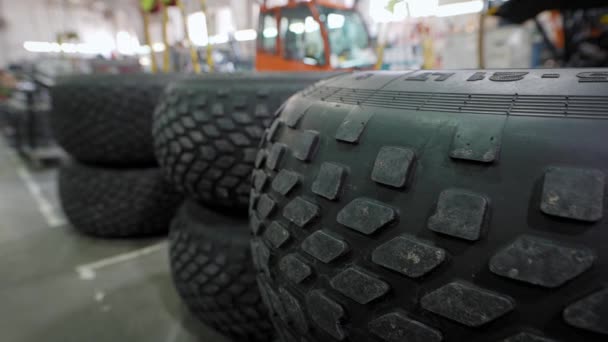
(200, 0, 214, 72)
(142, 11, 158, 73)
(478, 1, 492, 68)
(161, 4, 171, 73)
(375, 22, 387, 70)
(478, 11, 485, 68)
(177, 0, 201, 73)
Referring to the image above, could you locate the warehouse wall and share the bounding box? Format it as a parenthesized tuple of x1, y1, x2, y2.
(0, 0, 276, 68)
(0, 0, 140, 67)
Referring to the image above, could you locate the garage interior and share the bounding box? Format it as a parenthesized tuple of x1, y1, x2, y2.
(0, 1, 607, 342)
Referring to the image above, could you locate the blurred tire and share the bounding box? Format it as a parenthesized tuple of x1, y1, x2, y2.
(59, 161, 182, 237)
(153, 72, 339, 211)
(51, 74, 181, 166)
(169, 200, 274, 342)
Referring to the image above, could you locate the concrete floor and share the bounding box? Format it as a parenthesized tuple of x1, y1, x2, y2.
(0, 138, 229, 342)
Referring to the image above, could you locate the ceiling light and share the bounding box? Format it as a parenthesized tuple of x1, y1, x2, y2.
(234, 29, 257, 42)
(437, 0, 483, 17)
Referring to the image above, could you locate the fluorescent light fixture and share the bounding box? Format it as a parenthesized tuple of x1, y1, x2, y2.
(188, 11, 209, 46)
(137, 45, 152, 54)
(60, 43, 77, 53)
(265, 0, 288, 7)
(140, 43, 167, 54)
(209, 34, 229, 45)
(263, 27, 278, 38)
(234, 29, 257, 41)
(411, 0, 440, 17)
(24, 41, 113, 55)
(49, 42, 62, 53)
(437, 0, 483, 17)
(370, 0, 481, 21)
(23, 41, 61, 53)
(76, 44, 100, 54)
(152, 42, 166, 52)
(305, 16, 320, 32)
(86, 32, 116, 56)
(327, 13, 345, 29)
(369, 0, 409, 22)
(116, 31, 139, 55)
(289, 22, 305, 34)
(139, 56, 151, 66)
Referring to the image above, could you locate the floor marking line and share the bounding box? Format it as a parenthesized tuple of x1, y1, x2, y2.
(15, 165, 66, 228)
(76, 242, 167, 279)
(165, 321, 181, 342)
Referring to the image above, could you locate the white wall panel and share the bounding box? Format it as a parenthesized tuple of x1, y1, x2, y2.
(0, 0, 139, 66)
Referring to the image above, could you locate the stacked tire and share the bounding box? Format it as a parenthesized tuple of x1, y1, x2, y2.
(153, 73, 338, 341)
(51, 74, 183, 238)
(249, 70, 608, 342)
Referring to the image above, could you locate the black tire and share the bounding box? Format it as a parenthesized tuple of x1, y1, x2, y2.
(169, 200, 274, 341)
(249, 69, 608, 342)
(51, 74, 182, 166)
(153, 72, 339, 211)
(59, 162, 182, 237)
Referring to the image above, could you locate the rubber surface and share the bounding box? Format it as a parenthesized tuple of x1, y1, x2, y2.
(59, 162, 182, 237)
(153, 72, 339, 211)
(169, 200, 274, 341)
(249, 69, 608, 342)
(51, 74, 182, 166)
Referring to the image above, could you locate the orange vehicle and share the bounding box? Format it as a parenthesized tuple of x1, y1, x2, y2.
(256, 0, 377, 71)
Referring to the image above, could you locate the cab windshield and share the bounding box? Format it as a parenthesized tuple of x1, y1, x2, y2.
(317, 6, 376, 69)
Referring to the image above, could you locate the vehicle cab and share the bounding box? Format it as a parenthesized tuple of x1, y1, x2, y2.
(256, 0, 377, 71)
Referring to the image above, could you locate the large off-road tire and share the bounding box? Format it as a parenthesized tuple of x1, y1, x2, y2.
(249, 69, 608, 342)
(51, 74, 181, 166)
(169, 200, 274, 341)
(59, 162, 182, 237)
(153, 72, 339, 211)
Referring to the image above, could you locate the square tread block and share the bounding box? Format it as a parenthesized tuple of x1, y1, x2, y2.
(371, 146, 416, 188)
(540, 167, 605, 222)
(450, 119, 504, 163)
(428, 189, 488, 241)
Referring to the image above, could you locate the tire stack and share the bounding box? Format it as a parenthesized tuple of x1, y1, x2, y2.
(51, 74, 183, 238)
(153, 73, 338, 341)
(250, 70, 608, 342)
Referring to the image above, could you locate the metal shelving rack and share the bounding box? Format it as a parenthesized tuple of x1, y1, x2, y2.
(7, 76, 65, 168)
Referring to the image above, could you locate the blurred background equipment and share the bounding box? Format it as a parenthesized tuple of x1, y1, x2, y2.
(3, 61, 67, 167)
(1, 0, 605, 72)
(255, 0, 377, 71)
(490, 0, 608, 67)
